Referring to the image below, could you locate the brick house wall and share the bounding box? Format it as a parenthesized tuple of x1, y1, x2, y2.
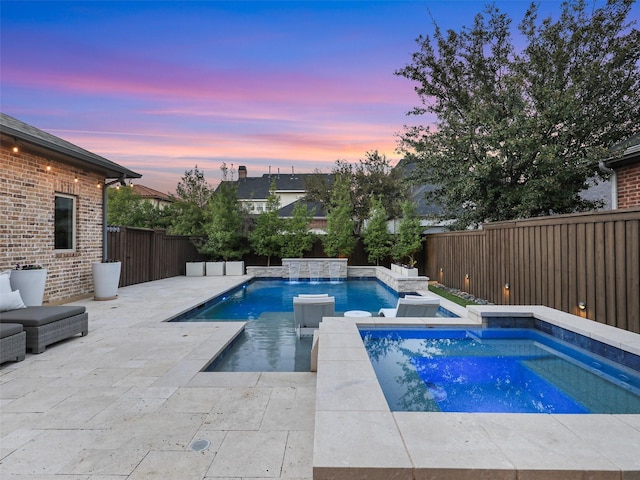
(616, 162, 640, 208)
(1, 144, 104, 303)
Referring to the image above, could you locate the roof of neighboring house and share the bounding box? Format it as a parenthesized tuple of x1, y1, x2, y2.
(395, 161, 445, 218)
(229, 173, 332, 199)
(132, 184, 174, 203)
(278, 199, 327, 218)
(605, 132, 640, 169)
(0, 112, 142, 179)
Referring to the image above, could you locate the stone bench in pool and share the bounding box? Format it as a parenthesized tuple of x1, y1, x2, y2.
(0, 306, 88, 354)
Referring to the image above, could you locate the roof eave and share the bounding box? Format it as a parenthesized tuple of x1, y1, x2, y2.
(1, 124, 142, 180)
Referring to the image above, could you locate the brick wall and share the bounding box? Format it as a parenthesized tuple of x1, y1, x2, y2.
(1, 144, 104, 303)
(617, 162, 640, 208)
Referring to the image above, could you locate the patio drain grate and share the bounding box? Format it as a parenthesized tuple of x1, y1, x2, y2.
(190, 439, 210, 452)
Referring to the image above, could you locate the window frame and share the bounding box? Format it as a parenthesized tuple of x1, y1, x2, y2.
(54, 193, 77, 252)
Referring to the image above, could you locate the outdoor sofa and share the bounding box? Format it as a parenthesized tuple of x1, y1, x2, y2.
(0, 323, 26, 364)
(0, 306, 88, 354)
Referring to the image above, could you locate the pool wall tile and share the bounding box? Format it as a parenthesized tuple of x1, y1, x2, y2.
(471, 306, 640, 373)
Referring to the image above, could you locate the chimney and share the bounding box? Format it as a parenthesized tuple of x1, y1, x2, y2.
(238, 165, 247, 180)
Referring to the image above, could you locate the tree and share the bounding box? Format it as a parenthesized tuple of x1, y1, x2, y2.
(305, 150, 407, 233)
(281, 202, 315, 258)
(169, 166, 214, 235)
(248, 179, 285, 266)
(363, 197, 392, 265)
(198, 164, 247, 260)
(107, 186, 143, 226)
(322, 174, 357, 257)
(107, 186, 171, 229)
(396, 0, 640, 229)
(392, 200, 424, 267)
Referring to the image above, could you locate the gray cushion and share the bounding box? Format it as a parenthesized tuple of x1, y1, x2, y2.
(0, 306, 86, 327)
(0, 323, 23, 338)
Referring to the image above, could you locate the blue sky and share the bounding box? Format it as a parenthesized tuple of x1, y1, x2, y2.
(2, 1, 637, 192)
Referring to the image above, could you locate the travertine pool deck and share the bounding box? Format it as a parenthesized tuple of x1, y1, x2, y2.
(2, 275, 640, 480)
(1, 275, 315, 479)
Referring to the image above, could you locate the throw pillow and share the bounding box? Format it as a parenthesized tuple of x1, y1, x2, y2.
(0, 271, 12, 295)
(0, 289, 27, 312)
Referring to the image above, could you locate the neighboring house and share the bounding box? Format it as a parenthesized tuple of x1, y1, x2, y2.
(277, 199, 328, 233)
(232, 165, 329, 213)
(0, 112, 141, 303)
(132, 184, 174, 209)
(602, 132, 640, 209)
(393, 161, 450, 234)
(225, 165, 331, 230)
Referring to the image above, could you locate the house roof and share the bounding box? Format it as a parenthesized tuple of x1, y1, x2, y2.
(605, 132, 640, 169)
(278, 199, 327, 218)
(1, 112, 142, 180)
(229, 173, 332, 199)
(395, 161, 445, 217)
(132, 184, 174, 202)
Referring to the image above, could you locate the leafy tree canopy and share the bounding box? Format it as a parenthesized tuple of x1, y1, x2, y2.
(362, 196, 392, 265)
(323, 174, 357, 257)
(107, 186, 171, 229)
(198, 164, 247, 261)
(305, 150, 407, 232)
(281, 202, 316, 258)
(392, 200, 424, 267)
(248, 179, 285, 265)
(396, 0, 640, 229)
(169, 165, 214, 235)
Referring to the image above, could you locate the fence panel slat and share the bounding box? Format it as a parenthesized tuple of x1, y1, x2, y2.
(424, 208, 640, 333)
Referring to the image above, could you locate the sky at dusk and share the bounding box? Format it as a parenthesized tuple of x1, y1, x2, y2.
(2, 1, 638, 193)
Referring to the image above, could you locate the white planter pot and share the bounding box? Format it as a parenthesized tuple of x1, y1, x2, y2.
(186, 262, 205, 276)
(391, 264, 401, 274)
(92, 262, 121, 300)
(10, 269, 47, 306)
(225, 261, 244, 276)
(205, 262, 225, 276)
(401, 266, 419, 277)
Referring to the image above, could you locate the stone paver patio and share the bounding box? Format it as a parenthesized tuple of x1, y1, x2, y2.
(1, 275, 314, 479)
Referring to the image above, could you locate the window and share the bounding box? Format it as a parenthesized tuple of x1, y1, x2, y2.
(54, 193, 76, 251)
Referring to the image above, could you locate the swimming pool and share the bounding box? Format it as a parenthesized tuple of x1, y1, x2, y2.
(173, 278, 458, 372)
(360, 327, 640, 414)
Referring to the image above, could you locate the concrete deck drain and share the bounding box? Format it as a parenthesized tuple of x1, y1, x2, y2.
(190, 439, 210, 452)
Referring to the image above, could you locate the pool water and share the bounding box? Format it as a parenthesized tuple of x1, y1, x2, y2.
(176, 279, 403, 372)
(360, 328, 640, 414)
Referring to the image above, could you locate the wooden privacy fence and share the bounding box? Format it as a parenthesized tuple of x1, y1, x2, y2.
(107, 227, 204, 287)
(424, 207, 640, 333)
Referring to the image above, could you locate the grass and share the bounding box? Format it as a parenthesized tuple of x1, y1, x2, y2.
(428, 284, 478, 307)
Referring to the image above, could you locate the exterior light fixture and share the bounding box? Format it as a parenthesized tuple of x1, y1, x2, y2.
(440, 268, 444, 273)
(465, 273, 469, 280)
(11, 139, 19, 153)
(504, 282, 510, 290)
(578, 302, 586, 311)
(46, 165, 51, 172)
(74, 176, 79, 183)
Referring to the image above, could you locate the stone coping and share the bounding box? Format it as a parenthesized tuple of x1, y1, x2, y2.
(313, 306, 640, 480)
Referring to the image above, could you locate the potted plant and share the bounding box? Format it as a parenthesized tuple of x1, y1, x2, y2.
(10, 264, 47, 306)
(199, 167, 248, 275)
(92, 259, 121, 300)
